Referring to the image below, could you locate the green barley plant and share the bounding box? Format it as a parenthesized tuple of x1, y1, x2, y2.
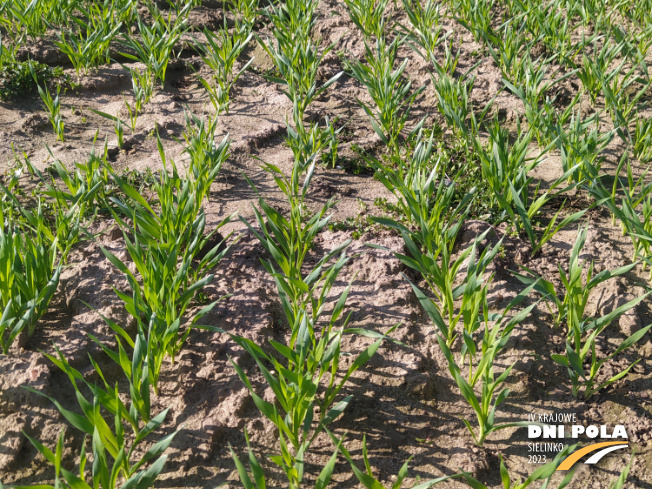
(513, 225, 637, 331)
(551, 295, 651, 399)
(608, 452, 635, 489)
(32, 68, 64, 142)
(0, 224, 61, 354)
(475, 143, 587, 255)
(334, 434, 462, 488)
(341, 0, 389, 39)
(538, 9, 582, 67)
(514, 225, 650, 399)
(120, 1, 190, 87)
(241, 150, 350, 323)
(347, 37, 424, 156)
(54, 3, 123, 79)
(16, 426, 174, 489)
(453, 0, 496, 44)
(90, 315, 155, 424)
(20, 139, 115, 221)
(90, 107, 132, 144)
(404, 232, 503, 349)
(230, 105, 394, 488)
(232, 143, 395, 483)
(260, 36, 342, 127)
(616, 191, 652, 274)
(461, 445, 578, 488)
(232, 0, 259, 26)
(432, 70, 475, 141)
(1, 177, 83, 259)
(633, 116, 652, 163)
(369, 132, 470, 229)
(584, 162, 652, 277)
(263, 0, 318, 49)
(101, 218, 231, 392)
(366, 135, 503, 347)
(1, 0, 78, 38)
(371, 178, 501, 348)
(229, 430, 342, 489)
(100, 136, 233, 391)
(110, 132, 228, 250)
(226, 305, 396, 488)
(181, 111, 230, 204)
(551, 110, 613, 184)
(115, 117, 124, 148)
(401, 0, 445, 64)
(425, 286, 538, 445)
(322, 116, 342, 168)
(194, 22, 253, 114)
(123, 66, 154, 132)
(502, 59, 579, 144)
(43, 341, 153, 431)
(21, 345, 178, 488)
(474, 117, 539, 212)
(485, 22, 533, 84)
(575, 35, 629, 105)
(600, 68, 650, 144)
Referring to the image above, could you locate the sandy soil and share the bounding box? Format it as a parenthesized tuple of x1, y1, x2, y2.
(1, 1, 651, 488)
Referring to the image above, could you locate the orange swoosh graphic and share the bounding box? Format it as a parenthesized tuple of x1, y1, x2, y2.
(557, 442, 628, 471)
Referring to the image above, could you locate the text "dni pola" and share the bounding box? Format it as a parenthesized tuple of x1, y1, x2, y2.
(528, 424, 628, 439)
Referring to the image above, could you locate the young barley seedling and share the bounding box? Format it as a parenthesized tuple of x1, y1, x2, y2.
(120, 0, 190, 87)
(54, 2, 123, 79)
(431, 287, 539, 445)
(347, 37, 424, 157)
(334, 434, 462, 488)
(194, 21, 253, 114)
(22, 344, 178, 488)
(0, 224, 61, 354)
(432, 70, 475, 142)
(401, 0, 445, 64)
(453, 0, 496, 44)
(32, 67, 64, 141)
(341, 0, 389, 39)
(633, 116, 652, 163)
(461, 445, 578, 488)
(515, 225, 650, 399)
(123, 66, 155, 132)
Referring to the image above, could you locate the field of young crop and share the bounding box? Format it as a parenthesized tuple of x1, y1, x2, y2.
(1, 0, 652, 487)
